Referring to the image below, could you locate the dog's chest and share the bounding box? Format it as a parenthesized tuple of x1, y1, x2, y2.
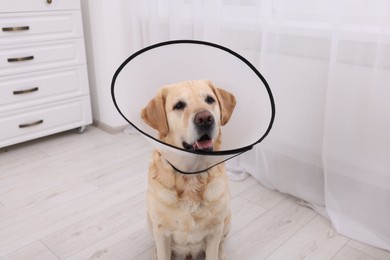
(148, 168, 230, 232)
(176, 175, 223, 213)
(173, 176, 227, 229)
(170, 183, 229, 253)
(176, 178, 207, 215)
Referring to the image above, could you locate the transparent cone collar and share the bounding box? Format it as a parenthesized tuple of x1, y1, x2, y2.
(111, 40, 275, 174)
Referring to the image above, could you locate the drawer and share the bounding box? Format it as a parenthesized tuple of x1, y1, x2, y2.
(0, 38, 86, 76)
(0, 0, 80, 13)
(0, 11, 83, 45)
(0, 96, 92, 148)
(0, 65, 89, 112)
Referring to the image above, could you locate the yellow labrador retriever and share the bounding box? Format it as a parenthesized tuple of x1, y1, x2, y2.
(141, 80, 236, 260)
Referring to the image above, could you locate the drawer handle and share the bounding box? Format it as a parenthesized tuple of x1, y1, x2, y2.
(19, 120, 44, 129)
(2, 26, 30, 32)
(7, 56, 34, 63)
(13, 87, 39, 95)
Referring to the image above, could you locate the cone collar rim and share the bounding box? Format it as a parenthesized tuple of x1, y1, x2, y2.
(111, 39, 275, 157)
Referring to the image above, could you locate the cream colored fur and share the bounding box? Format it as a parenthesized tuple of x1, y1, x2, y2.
(141, 80, 236, 260)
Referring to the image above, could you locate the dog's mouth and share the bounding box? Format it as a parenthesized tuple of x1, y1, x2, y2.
(182, 134, 213, 152)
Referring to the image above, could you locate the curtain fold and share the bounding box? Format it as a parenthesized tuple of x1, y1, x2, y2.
(126, 0, 390, 251)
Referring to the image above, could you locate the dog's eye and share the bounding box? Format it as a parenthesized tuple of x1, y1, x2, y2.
(205, 95, 215, 104)
(173, 101, 186, 110)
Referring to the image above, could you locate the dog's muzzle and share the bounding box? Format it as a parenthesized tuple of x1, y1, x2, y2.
(183, 111, 215, 152)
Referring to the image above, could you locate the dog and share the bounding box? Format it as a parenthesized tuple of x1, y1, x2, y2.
(141, 80, 236, 260)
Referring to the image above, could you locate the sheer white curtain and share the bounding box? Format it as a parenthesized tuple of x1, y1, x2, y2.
(125, 0, 390, 250)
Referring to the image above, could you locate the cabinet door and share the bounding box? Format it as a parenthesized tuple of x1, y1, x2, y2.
(0, 11, 83, 45)
(0, 0, 80, 13)
(0, 96, 92, 148)
(0, 38, 86, 76)
(0, 65, 89, 111)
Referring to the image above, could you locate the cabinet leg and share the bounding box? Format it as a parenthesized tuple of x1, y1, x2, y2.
(77, 125, 87, 134)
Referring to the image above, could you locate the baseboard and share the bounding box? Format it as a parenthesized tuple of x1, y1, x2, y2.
(93, 120, 128, 134)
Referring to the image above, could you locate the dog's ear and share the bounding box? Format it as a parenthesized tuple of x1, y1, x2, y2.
(208, 81, 237, 126)
(141, 89, 169, 138)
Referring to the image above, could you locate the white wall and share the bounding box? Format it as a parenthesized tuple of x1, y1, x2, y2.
(80, 0, 132, 130)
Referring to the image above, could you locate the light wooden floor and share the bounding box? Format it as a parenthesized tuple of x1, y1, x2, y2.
(0, 126, 389, 260)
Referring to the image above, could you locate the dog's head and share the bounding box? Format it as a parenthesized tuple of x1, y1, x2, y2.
(141, 80, 236, 152)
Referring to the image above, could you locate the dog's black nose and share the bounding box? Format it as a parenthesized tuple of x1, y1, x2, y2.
(194, 111, 214, 128)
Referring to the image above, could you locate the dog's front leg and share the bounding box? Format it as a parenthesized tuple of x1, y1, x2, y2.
(153, 226, 172, 260)
(205, 224, 224, 260)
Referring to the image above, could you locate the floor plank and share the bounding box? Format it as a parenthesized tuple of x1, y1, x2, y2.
(0, 176, 146, 257)
(0, 180, 98, 229)
(64, 218, 153, 260)
(229, 175, 258, 198)
(239, 181, 287, 209)
(1, 241, 59, 260)
(265, 215, 348, 260)
(42, 195, 146, 259)
(333, 245, 378, 260)
(224, 196, 317, 259)
(347, 240, 390, 260)
(0, 144, 49, 176)
(229, 196, 267, 236)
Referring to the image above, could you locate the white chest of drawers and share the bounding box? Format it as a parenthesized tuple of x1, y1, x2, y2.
(0, 0, 92, 148)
